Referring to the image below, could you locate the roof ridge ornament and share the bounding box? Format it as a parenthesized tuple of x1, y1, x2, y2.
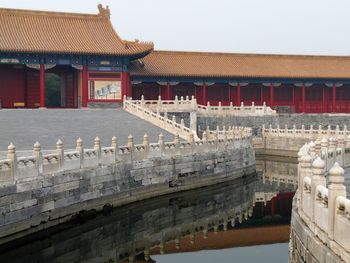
(97, 4, 110, 19)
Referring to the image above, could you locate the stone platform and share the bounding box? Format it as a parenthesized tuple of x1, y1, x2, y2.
(0, 109, 173, 152)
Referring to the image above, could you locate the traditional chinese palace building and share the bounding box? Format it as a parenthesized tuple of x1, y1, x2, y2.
(1, 5, 350, 113)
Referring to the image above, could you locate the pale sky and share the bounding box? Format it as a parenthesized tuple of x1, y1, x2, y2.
(0, 0, 349, 56)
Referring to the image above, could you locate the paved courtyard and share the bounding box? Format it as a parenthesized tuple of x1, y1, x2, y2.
(0, 109, 173, 153)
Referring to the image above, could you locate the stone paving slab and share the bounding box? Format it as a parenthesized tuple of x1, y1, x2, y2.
(0, 109, 173, 152)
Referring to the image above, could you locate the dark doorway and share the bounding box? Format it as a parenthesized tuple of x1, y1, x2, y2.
(45, 73, 62, 107)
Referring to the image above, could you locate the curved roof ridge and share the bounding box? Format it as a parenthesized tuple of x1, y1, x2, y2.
(152, 50, 350, 59)
(0, 7, 101, 19)
(0, 5, 154, 57)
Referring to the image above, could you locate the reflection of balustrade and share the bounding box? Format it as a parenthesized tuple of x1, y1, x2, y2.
(295, 139, 350, 261)
(0, 174, 257, 262)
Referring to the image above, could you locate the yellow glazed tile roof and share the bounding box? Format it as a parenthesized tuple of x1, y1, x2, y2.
(0, 5, 153, 56)
(130, 50, 350, 79)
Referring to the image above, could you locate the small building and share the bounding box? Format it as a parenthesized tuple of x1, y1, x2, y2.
(0, 5, 153, 108)
(1, 5, 350, 113)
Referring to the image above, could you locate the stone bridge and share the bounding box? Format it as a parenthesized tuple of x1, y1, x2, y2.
(123, 98, 350, 262)
(0, 128, 255, 244)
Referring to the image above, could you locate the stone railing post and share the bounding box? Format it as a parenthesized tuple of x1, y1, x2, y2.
(157, 95, 162, 111)
(263, 101, 267, 113)
(172, 115, 176, 129)
(230, 101, 234, 112)
(311, 157, 326, 222)
(33, 142, 42, 174)
(174, 95, 179, 107)
(335, 125, 340, 137)
(7, 143, 17, 181)
(127, 134, 134, 152)
(297, 148, 306, 203)
(76, 138, 84, 168)
(111, 136, 118, 162)
(240, 102, 244, 112)
(122, 95, 127, 108)
(143, 134, 149, 155)
(56, 139, 64, 171)
(327, 125, 331, 136)
(251, 101, 255, 113)
(327, 163, 346, 240)
(94, 136, 101, 164)
(140, 95, 145, 107)
(300, 152, 313, 213)
(191, 96, 197, 111)
(207, 101, 211, 114)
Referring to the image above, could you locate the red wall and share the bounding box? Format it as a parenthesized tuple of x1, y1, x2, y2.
(26, 70, 40, 108)
(0, 65, 26, 108)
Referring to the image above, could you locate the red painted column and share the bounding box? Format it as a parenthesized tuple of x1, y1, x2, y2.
(39, 64, 45, 108)
(261, 86, 264, 105)
(322, 86, 327, 113)
(166, 81, 171, 100)
(236, 84, 241, 106)
(293, 86, 298, 112)
(302, 84, 306, 113)
(202, 81, 207, 105)
(82, 65, 88, 108)
(332, 84, 336, 113)
(228, 86, 232, 104)
(269, 84, 274, 108)
(121, 72, 126, 99)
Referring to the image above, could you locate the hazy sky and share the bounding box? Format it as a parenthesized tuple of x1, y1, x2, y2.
(1, 0, 349, 56)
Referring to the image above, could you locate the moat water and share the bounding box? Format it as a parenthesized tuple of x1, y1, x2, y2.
(0, 157, 297, 263)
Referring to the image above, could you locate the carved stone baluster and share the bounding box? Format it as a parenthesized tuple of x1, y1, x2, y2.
(7, 143, 17, 181)
(33, 142, 42, 174)
(76, 138, 84, 168)
(56, 139, 64, 171)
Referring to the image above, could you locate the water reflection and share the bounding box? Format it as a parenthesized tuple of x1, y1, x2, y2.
(0, 157, 297, 263)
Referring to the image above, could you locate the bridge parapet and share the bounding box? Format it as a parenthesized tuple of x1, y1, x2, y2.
(291, 139, 350, 262)
(0, 130, 255, 243)
(124, 95, 276, 116)
(261, 124, 350, 155)
(0, 131, 253, 185)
